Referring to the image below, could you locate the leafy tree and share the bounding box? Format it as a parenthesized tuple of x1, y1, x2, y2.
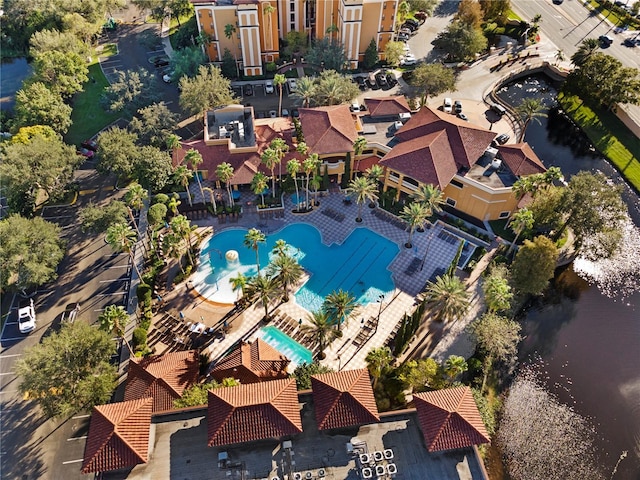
(243, 228, 266, 273)
(302, 154, 320, 209)
(128, 102, 178, 148)
(0, 215, 65, 292)
(291, 362, 333, 390)
(433, 20, 488, 62)
(400, 202, 429, 248)
(0, 133, 79, 205)
(442, 355, 468, 384)
(498, 372, 606, 480)
(32, 50, 88, 98)
(61, 12, 104, 46)
(468, 312, 521, 392)
(397, 358, 439, 392)
(510, 236, 558, 296)
(229, 271, 248, 300)
(271, 138, 289, 185)
(134, 146, 174, 192)
(516, 98, 547, 142)
(78, 200, 128, 233)
(307, 37, 347, 72)
(407, 0, 438, 14)
(365, 347, 394, 389)
(124, 182, 148, 242)
(169, 214, 195, 265)
(220, 48, 237, 79)
(528, 186, 564, 234)
(384, 41, 405, 68)
(424, 274, 470, 323)
(179, 64, 236, 118)
(363, 38, 379, 69)
(508, 207, 534, 255)
(346, 176, 378, 222)
(261, 148, 279, 194)
(16, 322, 117, 418)
(10, 125, 58, 144)
(455, 0, 483, 28)
(101, 68, 160, 114)
(173, 377, 240, 408)
(411, 183, 444, 217)
(274, 73, 286, 116)
(481, 0, 511, 22)
(106, 223, 143, 279)
(570, 38, 600, 67)
(29, 28, 87, 57)
(147, 202, 168, 229)
(323, 289, 359, 330)
(99, 304, 132, 354)
(96, 127, 139, 179)
(283, 30, 308, 60)
(409, 63, 456, 106)
(169, 44, 206, 81)
(482, 264, 513, 314)
(13, 82, 73, 134)
(216, 162, 235, 207)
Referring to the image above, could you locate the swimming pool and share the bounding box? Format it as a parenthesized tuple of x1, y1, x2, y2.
(194, 224, 398, 311)
(257, 326, 313, 369)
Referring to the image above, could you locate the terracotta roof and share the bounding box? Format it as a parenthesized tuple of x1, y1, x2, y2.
(396, 107, 496, 169)
(81, 398, 153, 474)
(124, 350, 200, 413)
(299, 106, 359, 155)
(354, 155, 380, 173)
(413, 386, 490, 452)
(379, 131, 459, 189)
(211, 339, 290, 384)
(311, 369, 380, 430)
(497, 143, 547, 177)
(207, 378, 302, 446)
(364, 96, 411, 117)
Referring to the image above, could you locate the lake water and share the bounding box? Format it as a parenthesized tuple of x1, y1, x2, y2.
(498, 75, 640, 479)
(0, 57, 31, 111)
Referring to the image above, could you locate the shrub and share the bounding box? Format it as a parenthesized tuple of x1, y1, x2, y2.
(132, 327, 148, 351)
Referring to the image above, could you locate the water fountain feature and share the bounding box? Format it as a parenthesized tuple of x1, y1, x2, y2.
(498, 74, 640, 478)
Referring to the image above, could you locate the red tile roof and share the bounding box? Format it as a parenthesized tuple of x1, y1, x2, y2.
(396, 107, 496, 169)
(354, 155, 380, 173)
(299, 106, 359, 155)
(413, 386, 490, 452)
(379, 131, 459, 189)
(365, 96, 411, 117)
(124, 350, 200, 413)
(211, 339, 290, 384)
(311, 369, 380, 430)
(81, 398, 153, 474)
(207, 378, 302, 446)
(497, 143, 547, 177)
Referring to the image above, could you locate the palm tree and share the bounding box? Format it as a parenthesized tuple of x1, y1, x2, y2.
(167, 195, 181, 216)
(443, 355, 468, 384)
(323, 289, 359, 330)
(216, 162, 235, 207)
(346, 176, 378, 222)
(400, 202, 429, 248)
(365, 346, 393, 389)
(262, 3, 276, 51)
(365, 165, 384, 182)
(303, 153, 320, 210)
(300, 310, 338, 360)
(272, 239, 289, 258)
(270, 137, 289, 187)
(411, 183, 444, 219)
(169, 214, 195, 266)
(267, 254, 303, 302)
(166, 133, 181, 151)
(106, 222, 142, 279)
(325, 23, 339, 41)
(229, 271, 247, 300)
(571, 38, 600, 67)
(162, 231, 187, 274)
(296, 141, 309, 157)
(424, 274, 470, 323)
(274, 74, 286, 117)
(291, 76, 316, 107)
(173, 165, 193, 206)
(261, 148, 278, 194)
(507, 208, 535, 255)
(554, 49, 565, 66)
(124, 182, 147, 242)
(251, 172, 269, 206)
(98, 304, 132, 354)
(184, 149, 206, 206)
(224, 23, 239, 78)
(248, 273, 279, 321)
(516, 98, 547, 142)
(243, 228, 266, 273)
(353, 136, 368, 175)
(310, 173, 322, 207)
(287, 159, 301, 210)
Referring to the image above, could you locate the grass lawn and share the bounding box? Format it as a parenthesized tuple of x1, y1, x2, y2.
(168, 14, 195, 50)
(558, 92, 640, 192)
(65, 45, 120, 146)
(489, 219, 516, 242)
(585, 0, 640, 28)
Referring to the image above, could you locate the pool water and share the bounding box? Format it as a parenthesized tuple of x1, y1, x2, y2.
(257, 326, 313, 369)
(196, 224, 397, 311)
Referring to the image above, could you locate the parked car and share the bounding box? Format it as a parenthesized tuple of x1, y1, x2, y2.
(399, 28, 415, 37)
(269, 110, 277, 118)
(443, 97, 453, 113)
(599, 34, 614, 46)
(386, 121, 404, 137)
(61, 303, 80, 324)
(397, 32, 410, 42)
(401, 54, 417, 66)
(376, 72, 389, 89)
(243, 84, 254, 96)
(81, 139, 98, 151)
(414, 11, 428, 22)
(77, 147, 95, 158)
(367, 72, 379, 90)
(457, 112, 469, 121)
(404, 18, 420, 29)
(402, 22, 418, 32)
(490, 103, 506, 116)
(282, 108, 290, 117)
(288, 78, 297, 92)
(162, 71, 173, 83)
(355, 76, 367, 90)
(291, 108, 300, 118)
(623, 37, 638, 47)
(454, 100, 463, 114)
(18, 299, 36, 334)
(386, 72, 397, 87)
(495, 133, 510, 145)
(148, 54, 170, 68)
(265, 80, 274, 94)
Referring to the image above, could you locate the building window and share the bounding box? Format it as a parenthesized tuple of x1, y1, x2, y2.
(290, 1, 295, 10)
(291, 22, 295, 31)
(499, 211, 510, 219)
(450, 179, 464, 189)
(382, 15, 385, 20)
(208, 11, 212, 17)
(383, 2, 387, 8)
(291, 13, 295, 22)
(446, 198, 456, 207)
(198, 11, 202, 17)
(210, 23, 214, 29)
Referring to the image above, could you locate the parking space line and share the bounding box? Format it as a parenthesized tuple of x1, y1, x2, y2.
(99, 279, 128, 283)
(67, 436, 87, 441)
(108, 265, 130, 269)
(62, 459, 84, 465)
(0, 390, 18, 395)
(98, 292, 127, 296)
(0, 354, 21, 358)
(0, 337, 22, 342)
(72, 414, 90, 419)
(0, 372, 16, 376)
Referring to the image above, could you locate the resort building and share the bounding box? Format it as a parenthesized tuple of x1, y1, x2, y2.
(190, 0, 399, 73)
(210, 338, 291, 383)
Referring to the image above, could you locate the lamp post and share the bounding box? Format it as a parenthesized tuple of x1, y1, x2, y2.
(375, 294, 384, 335)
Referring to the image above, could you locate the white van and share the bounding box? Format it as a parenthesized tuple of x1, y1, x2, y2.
(443, 98, 453, 113)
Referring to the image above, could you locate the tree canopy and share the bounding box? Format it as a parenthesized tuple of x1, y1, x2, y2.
(306, 37, 347, 72)
(291, 362, 333, 390)
(16, 322, 117, 418)
(31, 50, 88, 98)
(510, 235, 558, 295)
(363, 38, 379, 69)
(78, 200, 128, 233)
(134, 146, 174, 192)
(384, 41, 405, 68)
(13, 81, 73, 134)
(101, 68, 161, 114)
(96, 127, 140, 179)
(169, 44, 206, 81)
(128, 102, 178, 148)
(409, 63, 457, 105)
(433, 20, 487, 61)
(296, 70, 360, 107)
(179, 64, 237, 118)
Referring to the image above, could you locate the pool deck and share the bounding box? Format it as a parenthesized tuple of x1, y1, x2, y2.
(153, 188, 472, 371)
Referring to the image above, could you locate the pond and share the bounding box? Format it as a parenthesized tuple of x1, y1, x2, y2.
(497, 74, 640, 479)
(0, 57, 31, 111)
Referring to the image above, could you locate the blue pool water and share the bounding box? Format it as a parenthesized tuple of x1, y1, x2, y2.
(198, 224, 398, 312)
(257, 326, 313, 369)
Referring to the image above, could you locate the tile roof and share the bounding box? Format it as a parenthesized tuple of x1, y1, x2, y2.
(396, 107, 496, 169)
(207, 378, 302, 446)
(379, 131, 459, 189)
(413, 386, 490, 452)
(311, 369, 380, 430)
(365, 96, 411, 117)
(497, 143, 547, 177)
(124, 350, 200, 413)
(354, 155, 380, 173)
(81, 398, 153, 474)
(211, 339, 290, 384)
(299, 106, 359, 155)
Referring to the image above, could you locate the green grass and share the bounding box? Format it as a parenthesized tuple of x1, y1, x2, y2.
(65, 47, 120, 146)
(506, 9, 522, 21)
(558, 92, 640, 192)
(585, 0, 640, 28)
(489, 219, 516, 242)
